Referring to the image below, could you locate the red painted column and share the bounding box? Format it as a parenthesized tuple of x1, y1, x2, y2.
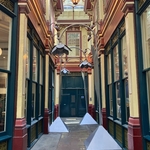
(44, 108, 49, 134)
(13, 118, 27, 150)
(54, 104, 59, 119)
(128, 117, 142, 150)
(102, 108, 107, 129)
(88, 104, 95, 119)
(88, 104, 92, 116)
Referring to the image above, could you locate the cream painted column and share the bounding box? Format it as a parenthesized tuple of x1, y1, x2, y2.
(16, 14, 27, 118)
(88, 73, 94, 105)
(125, 13, 139, 118)
(55, 71, 60, 105)
(122, 2, 142, 149)
(44, 55, 49, 108)
(100, 54, 106, 108)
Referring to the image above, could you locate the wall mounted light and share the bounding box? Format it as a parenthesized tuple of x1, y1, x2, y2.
(0, 48, 2, 56)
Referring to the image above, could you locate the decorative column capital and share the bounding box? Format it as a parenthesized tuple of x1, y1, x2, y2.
(99, 38, 105, 55)
(18, 0, 30, 14)
(121, 0, 134, 16)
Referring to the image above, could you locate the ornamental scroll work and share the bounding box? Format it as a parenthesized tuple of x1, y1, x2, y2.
(0, 0, 14, 12)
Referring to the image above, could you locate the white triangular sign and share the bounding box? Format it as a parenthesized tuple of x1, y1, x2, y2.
(49, 117, 69, 132)
(80, 113, 98, 125)
(85, 125, 122, 150)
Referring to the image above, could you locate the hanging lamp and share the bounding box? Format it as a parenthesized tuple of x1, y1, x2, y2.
(71, 0, 80, 5)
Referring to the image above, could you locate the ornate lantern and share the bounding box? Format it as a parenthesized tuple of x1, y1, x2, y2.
(71, 0, 80, 5)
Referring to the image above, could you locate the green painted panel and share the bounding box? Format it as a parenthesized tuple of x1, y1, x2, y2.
(0, 141, 7, 150)
(116, 124, 122, 144)
(31, 124, 36, 143)
(38, 120, 42, 135)
(108, 120, 114, 136)
(124, 129, 128, 149)
(147, 141, 150, 150)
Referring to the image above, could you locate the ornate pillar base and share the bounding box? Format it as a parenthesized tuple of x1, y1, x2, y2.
(54, 104, 59, 119)
(102, 108, 107, 129)
(128, 117, 142, 150)
(13, 118, 27, 150)
(44, 108, 49, 134)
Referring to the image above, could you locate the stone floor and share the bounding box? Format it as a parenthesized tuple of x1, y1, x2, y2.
(31, 118, 99, 150)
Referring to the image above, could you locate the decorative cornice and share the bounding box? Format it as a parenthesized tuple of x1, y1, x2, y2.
(121, 0, 134, 16)
(18, 1, 31, 14)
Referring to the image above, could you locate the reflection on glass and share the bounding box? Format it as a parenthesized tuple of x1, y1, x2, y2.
(25, 38, 30, 78)
(0, 72, 8, 132)
(146, 71, 150, 129)
(39, 86, 42, 116)
(0, 11, 12, 70)
(125, 79, 130, 122)
(107, 54, 112, 84)
(114, 45, 119, 81)
(116, 82, 121, 120)
(141, 8, 150, 69)
(40, 55, 43, 84)
(109, 84, 113, 116)
(24, 80, 28, 119)
(122, 36, 128, 78)
(32, 83, 36, 120)
(32, 47, 38, 81)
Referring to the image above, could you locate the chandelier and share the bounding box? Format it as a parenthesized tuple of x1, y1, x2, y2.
(71, 0, 80, 5)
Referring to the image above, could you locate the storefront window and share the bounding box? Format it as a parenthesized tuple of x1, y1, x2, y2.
(125, 79, 129, 121)
(141, 7, 150, 69)
(140, 5, 150, 130)
(32, 47, 38, 81)
(32, 83, 36, 120)
(109, 84, 113, 116)
(25, 80, 28, 119)
(25, 38, 30, 78)
(116, 82, 121, 119)
(39, 86, 42, 116)
(122, 36, 128, 78)
(114, 45, 119, 81)
(40, 55, 43, 84)
(107, 53, 112, 84)
(0, 73, 8, 132)
(0, 11, 12, 132)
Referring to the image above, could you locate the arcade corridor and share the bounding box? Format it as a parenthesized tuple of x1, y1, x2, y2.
(0, 0, 150, 150)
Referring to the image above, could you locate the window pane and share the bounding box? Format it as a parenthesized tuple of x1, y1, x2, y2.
(109, 84, 113, 116)
(0, 11, 12, 70)
(116, 82, 121, 120)
(146, 71, 150, 129)
(24, 80, 28, 119)
(141, 7, 150, 69)
(114, 45, 119, 81)
(0, 72, 8, 132)
(125, 79, 130, 122)
(122, 36, 128, 78)
(39, 86, 42, 116)
(107, 54, 112, 84)
(25, 38, 30, 78)
(32, 83, 36, 120)
(40, 55, 43, 84)
(67, 32, 80, 57)
(32, 47, 38, 81)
